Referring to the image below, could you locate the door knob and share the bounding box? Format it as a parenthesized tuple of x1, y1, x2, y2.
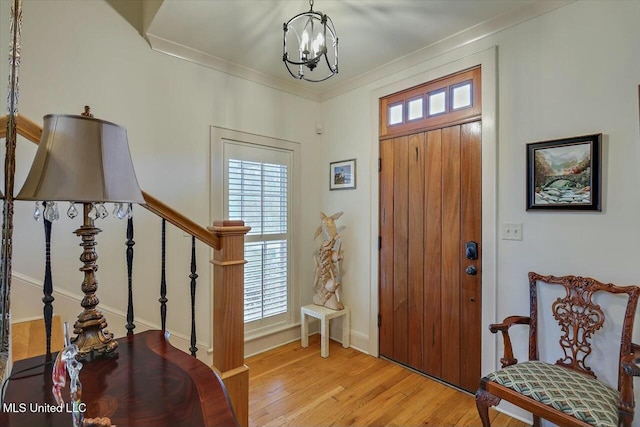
(465, 265, 477, 275)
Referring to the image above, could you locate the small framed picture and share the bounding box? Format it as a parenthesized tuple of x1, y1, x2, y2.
(526, 133, 602, 211)
(330, 159, 356, 190)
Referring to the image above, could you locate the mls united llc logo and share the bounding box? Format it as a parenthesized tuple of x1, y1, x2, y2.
(2, 402, 87, 413)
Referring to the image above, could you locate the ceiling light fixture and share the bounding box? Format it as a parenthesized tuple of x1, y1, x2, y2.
(283, 0, 338, 82)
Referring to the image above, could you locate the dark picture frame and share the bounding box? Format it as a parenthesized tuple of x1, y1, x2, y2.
(526, 133, 602, 211)
(330, 159, 356, 190)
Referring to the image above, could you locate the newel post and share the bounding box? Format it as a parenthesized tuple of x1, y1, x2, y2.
(208, 220, 251, 427)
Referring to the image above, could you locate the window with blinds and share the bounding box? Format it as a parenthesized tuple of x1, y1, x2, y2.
(224, 142, 292, 327)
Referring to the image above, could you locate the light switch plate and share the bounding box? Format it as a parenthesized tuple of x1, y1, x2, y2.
(502, 223, 523, 241)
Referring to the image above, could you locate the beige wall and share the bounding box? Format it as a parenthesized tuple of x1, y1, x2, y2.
(1, 0, 322, 360)
(320, 1, 640, 424)
(3, 1, 640, 424)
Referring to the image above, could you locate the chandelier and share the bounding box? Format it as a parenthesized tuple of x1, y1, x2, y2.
(283, 0, 338, 82)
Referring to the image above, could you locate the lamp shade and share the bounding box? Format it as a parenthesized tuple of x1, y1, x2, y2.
(16, 114, 144, 204)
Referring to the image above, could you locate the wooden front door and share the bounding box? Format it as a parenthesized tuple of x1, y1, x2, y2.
(379, 121, 482, 392)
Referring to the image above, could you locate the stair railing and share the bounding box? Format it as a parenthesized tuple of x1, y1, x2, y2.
(0, 114, 250, 426)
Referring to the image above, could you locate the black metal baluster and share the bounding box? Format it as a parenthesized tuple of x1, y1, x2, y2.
(189, 236, 198, 357)
(125, 205, 135, 336)
(42, 204, 54, 358)
(159, 219, 167, 331)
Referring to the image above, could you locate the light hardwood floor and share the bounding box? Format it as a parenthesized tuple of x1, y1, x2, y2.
(247, 335, 529, 427)
(12, 320, 529, 426)
(11, 316, 64, 361)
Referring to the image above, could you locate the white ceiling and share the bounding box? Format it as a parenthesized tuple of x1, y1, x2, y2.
(144, 0, 571, 101)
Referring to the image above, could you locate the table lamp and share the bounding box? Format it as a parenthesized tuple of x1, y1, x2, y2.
(16, 107, 145, 361)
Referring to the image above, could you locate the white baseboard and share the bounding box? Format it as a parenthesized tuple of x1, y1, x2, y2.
(244, 313, 370, 358)
(11, 272, 374, 366)
(245, 324, 302, 359)
(347, 331, 369, 354)
(10, 272, 213, 365)
(244, 323, 370, 358)
(495, 401, 532, 425)
(303, 316, 370, 354)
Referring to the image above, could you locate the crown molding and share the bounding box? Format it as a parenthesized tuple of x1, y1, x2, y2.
(319, 0, 574, 102)
(145, 1, 573, 104)
(144, 33, 323, 102)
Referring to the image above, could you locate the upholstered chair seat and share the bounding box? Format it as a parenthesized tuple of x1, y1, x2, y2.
(484, 360, 619, 427)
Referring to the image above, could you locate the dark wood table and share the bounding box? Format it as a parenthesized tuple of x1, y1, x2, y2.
(0, 330, 239, 427)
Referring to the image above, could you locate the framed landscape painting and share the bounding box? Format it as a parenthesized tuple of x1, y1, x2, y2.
(330, 159, 356, 190)
(526, 134, 602, 211)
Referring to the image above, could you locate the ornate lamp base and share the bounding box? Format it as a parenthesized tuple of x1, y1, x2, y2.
(71, 309, 118, 362)
(70, 203, 118, 361)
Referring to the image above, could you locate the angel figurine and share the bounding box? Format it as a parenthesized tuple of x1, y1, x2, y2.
(52, 324, 114, 427)
(52, 325, 84, 427)
(313, 211, 345, 310)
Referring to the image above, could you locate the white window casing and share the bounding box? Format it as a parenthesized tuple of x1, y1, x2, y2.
(211, 127, 301, 340)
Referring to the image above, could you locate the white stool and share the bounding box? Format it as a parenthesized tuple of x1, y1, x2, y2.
(301, 304, 350, 358)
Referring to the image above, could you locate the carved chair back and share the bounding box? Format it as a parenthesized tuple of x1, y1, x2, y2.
(528, 272, 640, 389)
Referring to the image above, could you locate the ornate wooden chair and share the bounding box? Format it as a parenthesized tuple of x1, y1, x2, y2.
(476, 272, 640, 427)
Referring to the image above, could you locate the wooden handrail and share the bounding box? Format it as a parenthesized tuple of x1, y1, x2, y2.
(142, 191, 220, 249)
(0, 115, 220, 250)
(0, 114, 42, 143)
